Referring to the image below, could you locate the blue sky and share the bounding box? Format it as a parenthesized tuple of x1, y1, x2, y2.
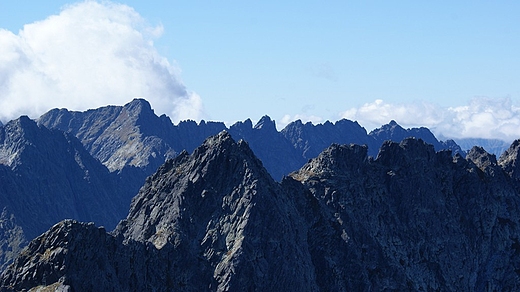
(1, 1, 520, 140)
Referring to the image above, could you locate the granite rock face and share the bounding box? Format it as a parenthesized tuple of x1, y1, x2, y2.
(289, 138, 520, 290)
(0, 132, 317, 291)
(2, 132, 520, 291)
(115, 131, 317, 291)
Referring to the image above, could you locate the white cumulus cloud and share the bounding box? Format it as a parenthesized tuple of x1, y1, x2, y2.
(341, 97, 520, 142)
(278, 114, 324, 130)
(0, 1, 203, 123)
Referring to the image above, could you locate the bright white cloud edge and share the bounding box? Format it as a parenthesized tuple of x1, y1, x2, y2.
(277, 97, 520, 143)
(1, 2, 517, 144)
(0, 1, 204, 124)
(339, 97, 520, 142)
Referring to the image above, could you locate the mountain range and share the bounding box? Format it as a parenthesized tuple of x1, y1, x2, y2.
(0, 99, 519, 290)
(38, 98, 465, 182)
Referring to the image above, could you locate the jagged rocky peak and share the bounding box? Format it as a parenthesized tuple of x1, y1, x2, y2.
(4, 115, 37, 135)
(231, 118, 253, 129)
(467, 146, 498, 169)
(0, 220, 116, 291)
(115, 130, 316, 290)
(0, 130, 316, 291)
(253, 115, 276, 131)
(116, 130, 270, 245)
(289, 136, 520, 290)
(370, 119, 405, 137)
(38, 98, 175, 173)
(123, 98, 153, 115)
(499, 139, 520, 180)
(0, 116, 48, 167)
(0, 112, 128, 271)
(228, 118, 254, 136)
(375, 137, 437, 167)
(292, 143, 368, 181)
(368, 120, 461, 156)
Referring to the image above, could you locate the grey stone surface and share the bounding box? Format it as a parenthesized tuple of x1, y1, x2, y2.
(289, 138, 520, 290)
(2, 133, 520, 291)
(1, 132, 318, 291)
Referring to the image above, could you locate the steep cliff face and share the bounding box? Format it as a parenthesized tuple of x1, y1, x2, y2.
(3, 133, 520, 291)
(0, 132, 317, 291)
(115, 131, 316, 291)
(0, 117, 126, 270)
(289, 138, 520, 290)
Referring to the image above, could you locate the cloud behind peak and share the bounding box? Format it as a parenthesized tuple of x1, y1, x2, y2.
(342, 97, 520, 142)
(0, 1, 203, 123)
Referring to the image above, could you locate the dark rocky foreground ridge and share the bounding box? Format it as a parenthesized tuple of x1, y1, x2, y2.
(2, 131, 520, 291)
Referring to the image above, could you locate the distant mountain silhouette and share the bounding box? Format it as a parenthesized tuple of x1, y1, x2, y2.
(0, 116, 128, 269)
(40, 99, 463, 181)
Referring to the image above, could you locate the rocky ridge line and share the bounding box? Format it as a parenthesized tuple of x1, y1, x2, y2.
(2, 133, 520, 291)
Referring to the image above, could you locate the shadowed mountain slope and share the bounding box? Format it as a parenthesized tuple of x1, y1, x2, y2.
(2, 133, 520, 291)
(39, 99, 464, 182)
(287, 138, 520, 290)
(0, 116, 127, 270)
(0, 132, 317, 291)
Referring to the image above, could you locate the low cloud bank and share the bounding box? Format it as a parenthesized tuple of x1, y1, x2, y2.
(342, 97, 520, 142)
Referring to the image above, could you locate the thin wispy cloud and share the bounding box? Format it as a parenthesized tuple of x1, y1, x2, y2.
(342, 97, 520, 142)
(0, 1, 203, 123)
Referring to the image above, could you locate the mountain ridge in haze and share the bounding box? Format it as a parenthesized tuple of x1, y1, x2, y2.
(39, 98, 465, 181)
(0, 116, 130, 270)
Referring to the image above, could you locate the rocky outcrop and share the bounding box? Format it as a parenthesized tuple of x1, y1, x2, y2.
(228, 116, 304, 180)
(499, 139, 520, 181)
(115, 131, 316, 291)
(281, 119, 373, 160)
(38, 99, 180, 198)
(39, 99, 177, 173)
(289, 138, 520, 290)
(281, 119, 464, 161)
(0, 132, 317, 291)
(2, 132, 520, 291)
